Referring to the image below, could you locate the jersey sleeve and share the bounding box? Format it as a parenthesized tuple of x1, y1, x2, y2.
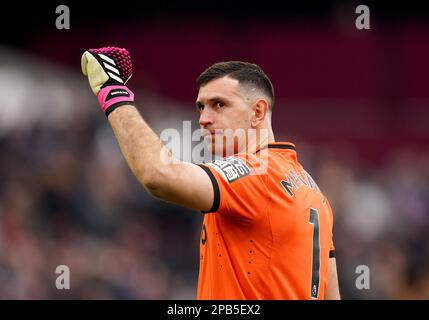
(198, 155, 268, 221)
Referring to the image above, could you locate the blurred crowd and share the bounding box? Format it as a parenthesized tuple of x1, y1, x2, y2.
(312, 145, 429, 299)
(0, 110, 202, 299)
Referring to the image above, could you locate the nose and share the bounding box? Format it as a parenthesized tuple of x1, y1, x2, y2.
(199, 108, 214, 127)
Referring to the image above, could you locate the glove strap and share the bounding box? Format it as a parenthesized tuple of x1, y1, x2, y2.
(98, 85, 135, 117)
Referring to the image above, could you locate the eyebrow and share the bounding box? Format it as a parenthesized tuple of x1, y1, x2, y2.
(195, 96, 230, 109)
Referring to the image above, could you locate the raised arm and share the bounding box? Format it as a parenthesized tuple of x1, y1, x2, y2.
(81, 47, 214, 212)
(107, 105, 214, 211)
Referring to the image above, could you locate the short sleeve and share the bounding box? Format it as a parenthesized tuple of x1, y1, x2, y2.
(198, 155, 268, 221)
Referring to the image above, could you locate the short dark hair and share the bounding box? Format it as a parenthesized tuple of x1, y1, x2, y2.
(197, 61, 275, 111)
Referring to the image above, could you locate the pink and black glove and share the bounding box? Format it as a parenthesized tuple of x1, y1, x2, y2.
(81, 47, 135, 117)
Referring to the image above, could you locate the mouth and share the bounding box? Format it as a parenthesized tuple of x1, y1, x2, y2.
(202, 129, 222, 139)
(203, 134, 217, 142)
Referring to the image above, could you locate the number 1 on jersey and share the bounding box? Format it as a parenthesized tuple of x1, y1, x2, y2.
(309, 208, 320, 298)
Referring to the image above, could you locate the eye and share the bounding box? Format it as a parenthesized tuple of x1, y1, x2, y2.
(196, 103, 204, 111)
(216, 101, 225, 108)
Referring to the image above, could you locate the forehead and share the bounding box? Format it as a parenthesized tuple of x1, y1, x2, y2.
(197, 76, 243, 101)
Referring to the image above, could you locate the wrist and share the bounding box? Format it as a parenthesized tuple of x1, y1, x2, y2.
(98, 85, 135, 117)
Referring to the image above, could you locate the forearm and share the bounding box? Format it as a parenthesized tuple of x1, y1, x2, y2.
(107, 104, 176, 190)
(325, 258, 341, 300)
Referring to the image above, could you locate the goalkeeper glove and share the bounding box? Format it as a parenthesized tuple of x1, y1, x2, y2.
(81, 47, 135, 117)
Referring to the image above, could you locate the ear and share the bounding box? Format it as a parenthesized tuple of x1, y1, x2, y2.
(250, 99, 269, 127)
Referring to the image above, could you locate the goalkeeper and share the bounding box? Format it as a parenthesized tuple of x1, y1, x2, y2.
(81, 47, 340, 299)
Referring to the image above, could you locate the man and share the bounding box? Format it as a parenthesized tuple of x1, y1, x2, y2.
(81, 47, 340, 299)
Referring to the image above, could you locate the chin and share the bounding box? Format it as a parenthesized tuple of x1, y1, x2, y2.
(207, 143, 238, 159)
(204, 134, 242, 159)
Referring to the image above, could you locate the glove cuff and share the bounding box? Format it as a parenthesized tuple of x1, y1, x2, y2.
(97, 85, 135, 117)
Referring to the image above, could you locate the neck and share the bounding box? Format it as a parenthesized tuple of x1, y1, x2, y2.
(244, 127, 275, 154)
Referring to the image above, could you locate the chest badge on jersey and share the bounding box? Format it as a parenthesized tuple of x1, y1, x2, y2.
(207, 157, 252, 183)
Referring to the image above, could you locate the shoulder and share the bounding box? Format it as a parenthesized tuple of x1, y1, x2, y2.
(199, 153, 269, 218)
(203, 151, 271, 184)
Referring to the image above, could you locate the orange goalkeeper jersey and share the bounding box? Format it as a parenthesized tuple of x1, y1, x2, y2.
(197, 142, 335, 300)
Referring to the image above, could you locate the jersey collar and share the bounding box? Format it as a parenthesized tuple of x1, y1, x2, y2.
(255, 142, 296, 154)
